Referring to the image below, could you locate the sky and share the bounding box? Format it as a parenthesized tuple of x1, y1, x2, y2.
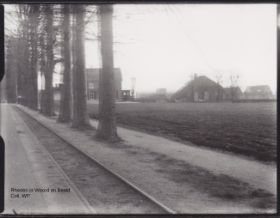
(4, 4, 277, 94)
(85, 4, 277, 94)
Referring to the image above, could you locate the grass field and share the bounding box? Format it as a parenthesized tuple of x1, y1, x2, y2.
(88, 102, 277, 163)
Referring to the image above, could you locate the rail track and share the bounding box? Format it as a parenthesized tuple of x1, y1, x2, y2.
(15, 106, 176, 214)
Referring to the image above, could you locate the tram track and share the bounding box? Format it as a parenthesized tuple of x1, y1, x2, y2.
(15, 106, 176, 214)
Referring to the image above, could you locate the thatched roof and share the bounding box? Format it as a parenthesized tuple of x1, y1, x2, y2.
(172, 76, 223, 99)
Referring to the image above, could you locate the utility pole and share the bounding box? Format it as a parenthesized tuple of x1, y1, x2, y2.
(131, 77, 136, 100)
(189, 73, 196, 102)
(230, 74, 239, 101)
(216, 74, 222, 102)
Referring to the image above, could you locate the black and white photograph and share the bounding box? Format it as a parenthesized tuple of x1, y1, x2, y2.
(0, 3, 277, 214)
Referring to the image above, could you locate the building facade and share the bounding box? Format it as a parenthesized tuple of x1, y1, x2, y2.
(223, 87, 243, 101)
(243, 85, 273, 100)
(85, 68, 122, 100)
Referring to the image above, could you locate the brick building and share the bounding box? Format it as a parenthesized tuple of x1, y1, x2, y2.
(85, 68, 122, 100)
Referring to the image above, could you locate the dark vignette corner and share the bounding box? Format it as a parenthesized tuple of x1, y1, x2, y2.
(0, 3, 4, 214)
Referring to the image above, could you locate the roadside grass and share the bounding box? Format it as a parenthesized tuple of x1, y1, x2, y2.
(149, 152, 276, 210)
(95, 136, 276, 211)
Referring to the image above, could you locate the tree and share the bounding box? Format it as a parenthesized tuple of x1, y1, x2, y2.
(71, 5, 91, 128)
(57, 5, 71, 123)
(96, 5, 119, 141)
(28, 5, 40, 110)
(42, 5, 55, 116)
(37, 5, 47, 112)
(10, 5, 39, 109)
(16, 5, 32, 106)
(5, 37, 17, 103)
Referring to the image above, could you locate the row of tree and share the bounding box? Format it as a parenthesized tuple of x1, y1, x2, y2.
(4, 4, 118, 141)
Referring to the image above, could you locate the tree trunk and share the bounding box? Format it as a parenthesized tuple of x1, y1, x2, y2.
(5, 38, 17, 103)
(38, 24, 46, 112)
(43, 5, 54, 116)
(96, 5, 119, 141)
(28, 5, 39, 110)
(16, 37, 27, 105)
(37, 5, 47, 112)
(71, 5, 90, 129)
(57, 5, 71, 123)
(21, 29, 30, 107)
(16, 5, 31, 106)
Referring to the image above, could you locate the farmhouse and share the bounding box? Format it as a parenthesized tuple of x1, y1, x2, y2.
(223, 87, 243, 101)
(172, 75, 224, 102)
(86, 68, 122, 100)
(243, 85, 273, 100)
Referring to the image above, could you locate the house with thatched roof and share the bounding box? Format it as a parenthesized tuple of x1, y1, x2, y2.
(172, 75, 245, 102)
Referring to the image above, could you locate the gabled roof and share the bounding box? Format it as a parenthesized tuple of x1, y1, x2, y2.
(191, 75, 222, 88)
(85, 68, 122, 81)
(172, 75, 222, 99)
(244, 85, 272, 94)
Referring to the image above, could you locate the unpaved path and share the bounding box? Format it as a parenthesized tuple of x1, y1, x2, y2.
(90, 119, 276, 194)
(1, 104, 93, 214)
